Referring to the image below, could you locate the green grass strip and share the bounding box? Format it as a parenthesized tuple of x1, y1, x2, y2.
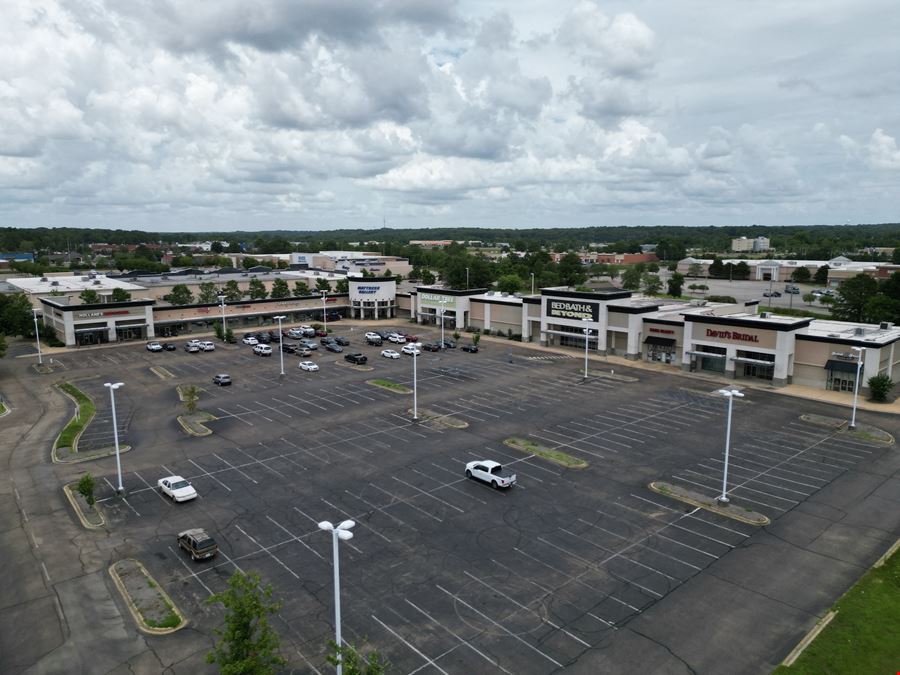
(774, 547, 900, 674)
(0, 400, 6, 415)
(368, 379, 412, 393)
(57, 382, 96, 450)
(505, 438, 588, 469)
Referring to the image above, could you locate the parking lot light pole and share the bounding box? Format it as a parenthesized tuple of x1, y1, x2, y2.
(32, 308, 43, 365)
(849, 346, 865, 430)
(274, 315, 286, 376)
(582, 324, 592, 379)
(411, 342, 421, 420)
(321, 290, 328, 335)
(318, 519, 355, 675)
(217, 295, 227, 340)
(716, 388, 744, 505)
(104, 382, 125, 494)
(531, 272, 535, 295)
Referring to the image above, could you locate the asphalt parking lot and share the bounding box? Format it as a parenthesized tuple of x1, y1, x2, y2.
(38, 326, 900, 673)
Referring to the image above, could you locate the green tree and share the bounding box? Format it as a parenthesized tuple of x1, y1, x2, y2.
(293, 281, 310, 296)
(110, 287, 132, 302)
(211, 241, 224, 254)
(496, 274, 523, 294)
(802, 293, 817, 306)
(791, 267, 812, 283)
(172, 255, 195, 267)
(198, 282, 220, 304)
(223, 280, 243, 301)
(335, 278, 349, 293)
(864, 295, 900, 324)
(214, 322, 224, 341)
(242, 257, 259, 269)
(327, 641, 389, 675)
(832, 274, 879, 322)
(647, 262, 660, 273)
(472, 332, 481, 347)
(248, 278, 268, 300)
(733, 261, 751, 280)
(269, 278, 289, 299)
(0, 333, 6, 359)
(79, 289, 101, 304)
(182, 385, 200, 414)
(225, 328, 235, 343)
(77, 473, 96, 508)
(0, 293, 35, 336)
(315, 278, 331, 292)
(688, 262, 703, 278)
(557, 253, 587, 286)
(667, 272, 685, 297)
(167, 284, 195, 306)
(419, 269, 436, 285)
(621, 267, 641, 290)
(708, 257, 725, 278)
(814, 265, 830, 285)
(641, 272, 662, 296)
(207, 571, 286, 675)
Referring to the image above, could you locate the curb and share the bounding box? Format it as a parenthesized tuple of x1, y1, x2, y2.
(366, 379, 412, 394)
(54, 444, 133, 465)
(177, 413, 216, 436)
(873, 537, 900, 568)
(649, 481, 770, 526)
(63, 483, 106, 530)
(780, 611, 837, 667)
(52, 383, 96, 459)
(108, 559, 187, 635)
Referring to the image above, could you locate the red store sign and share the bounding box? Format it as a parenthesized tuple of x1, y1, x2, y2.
(649, 327, 675, 335)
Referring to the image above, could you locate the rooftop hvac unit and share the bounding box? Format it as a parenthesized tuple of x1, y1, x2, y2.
(81, 276, 90, 281)
(880, 322, 893, 330)
(92, 280, 101, 285)
(50, 280, 59, 286)
(40, 276, 48, 282)
(760, 312, 770, 318)
(854, 327, 865, 336)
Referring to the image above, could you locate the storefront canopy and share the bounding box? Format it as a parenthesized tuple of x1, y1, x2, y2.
(824, 359, 859, 374)
(644, 336, 676, 346)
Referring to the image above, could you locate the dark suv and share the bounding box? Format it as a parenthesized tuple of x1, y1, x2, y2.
(177, 528, 218, 561)
(344, 353, 368, 365)
(334, 336, 350, 346)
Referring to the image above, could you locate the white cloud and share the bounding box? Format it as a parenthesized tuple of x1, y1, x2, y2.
(0, 0, 897, 228)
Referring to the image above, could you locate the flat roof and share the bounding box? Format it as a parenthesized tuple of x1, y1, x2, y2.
(8, 275, 145, 293)
(806, 319, 900, 345)
(118, 268, 348, 288)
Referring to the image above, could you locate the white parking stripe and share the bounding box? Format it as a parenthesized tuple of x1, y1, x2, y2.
(265, 515, 325, 561)
(213, 453, 258, 484)
(370, 614, 450, 675)
(188, 459, 232, 491)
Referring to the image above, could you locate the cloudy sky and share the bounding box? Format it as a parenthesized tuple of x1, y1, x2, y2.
(2, 1, 898, 232)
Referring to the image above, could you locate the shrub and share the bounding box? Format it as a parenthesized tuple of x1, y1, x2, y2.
(867, 374, 894, 402)
(77, 473, 96, 507)
(707, 295, 737, 303)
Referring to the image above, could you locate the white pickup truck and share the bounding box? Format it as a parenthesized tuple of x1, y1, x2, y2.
(465, 460, 517, 489)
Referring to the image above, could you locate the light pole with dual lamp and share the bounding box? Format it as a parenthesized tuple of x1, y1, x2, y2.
(318, 519, 356, 675)
(321, 290, 328, 335)
(274, 315, 286, 376)
(217, 294, 227, 340)
(32, 308, 43, 365)
(716, 388, 744, 505)
(849, 346, 865, 430)
(104, 382, 125, 494)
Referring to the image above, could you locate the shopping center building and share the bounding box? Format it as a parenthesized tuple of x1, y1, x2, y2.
(18, 271, 900, 396)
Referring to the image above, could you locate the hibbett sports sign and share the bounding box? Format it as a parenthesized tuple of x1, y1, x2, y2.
(547, 300, 599, 321)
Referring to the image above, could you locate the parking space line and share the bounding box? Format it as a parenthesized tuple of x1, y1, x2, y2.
(343, 490, 418, 531)
(217, 407, 254, 425)
(280, 437, 332, 464)
(133, 471, 170, 503)
(169, 546, 214, 595)
(404, 599, 515, 673)
(388, 415, 428, 437)
(235, 525, 300, 579)
(724, 455, 828, 485)
(412, 468, 487, 505)
(102, 477, 140, 516)
(527, 431, 607, 461)
(187, 459, 233, 491)
(271, 397, 309, 415)
(666, 522, 736, 549)
(237, 403, 272, 422)
(696, 462, 811, 495)
(367, 484, 443, 522)
(320, 497, 391, 544)
(537, 537, 664, 598)
(435, 585, 564, 668)
(292, 505, 363, 554)
(319, 428, 374, 455)
(684, 513, 752, 538)
(234, 447, 287, 478)
(370, 614, 450, 675)
(213, 453, 259, 484)
(265, 515, 324, 561)
(256, 400, 292, 419)
(479, 447, 559, 478)
(288, 393, 327, 411)
(462, 570, 592, 647)
(391, 477, 465, 513)
(652, 532, 718, 559)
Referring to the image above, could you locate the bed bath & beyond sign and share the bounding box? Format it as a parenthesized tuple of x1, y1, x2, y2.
(705, 328, 759, 343)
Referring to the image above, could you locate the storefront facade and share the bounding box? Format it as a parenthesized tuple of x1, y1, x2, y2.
(412, 288, 486, 330)
(40, 298, 155, 347)
(348, 278, 396, 320)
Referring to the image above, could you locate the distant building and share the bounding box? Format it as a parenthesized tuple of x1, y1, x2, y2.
(408, 240, 453, 248)
(731, 236, 770, 252)
(593, 252, 659, 265)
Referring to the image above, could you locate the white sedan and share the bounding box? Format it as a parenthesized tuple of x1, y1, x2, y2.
(380, 349, 400, 359)
(146, 341, 163, 352)
(242, 336, 258, 345)
(199, 341, 215, 351)
(157, 476, 198, 502)
(299, 361, 320, 372)
(388, 333, 407, 343)
(401, 344, 421, 355)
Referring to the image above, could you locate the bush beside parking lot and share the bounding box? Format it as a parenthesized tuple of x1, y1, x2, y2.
(367, 379, 412, 394)
(504, 437, 587, 469)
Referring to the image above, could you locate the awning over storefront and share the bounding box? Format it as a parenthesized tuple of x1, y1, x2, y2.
(644, 336, 676, 346)
(732, 356, 775, 365)
(825, 359, 859, 374)
(685, 350, 727, 359)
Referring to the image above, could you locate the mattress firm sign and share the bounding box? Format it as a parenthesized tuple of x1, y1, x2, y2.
(547, 299, 599, 321)
(350, 280, 395, 302)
